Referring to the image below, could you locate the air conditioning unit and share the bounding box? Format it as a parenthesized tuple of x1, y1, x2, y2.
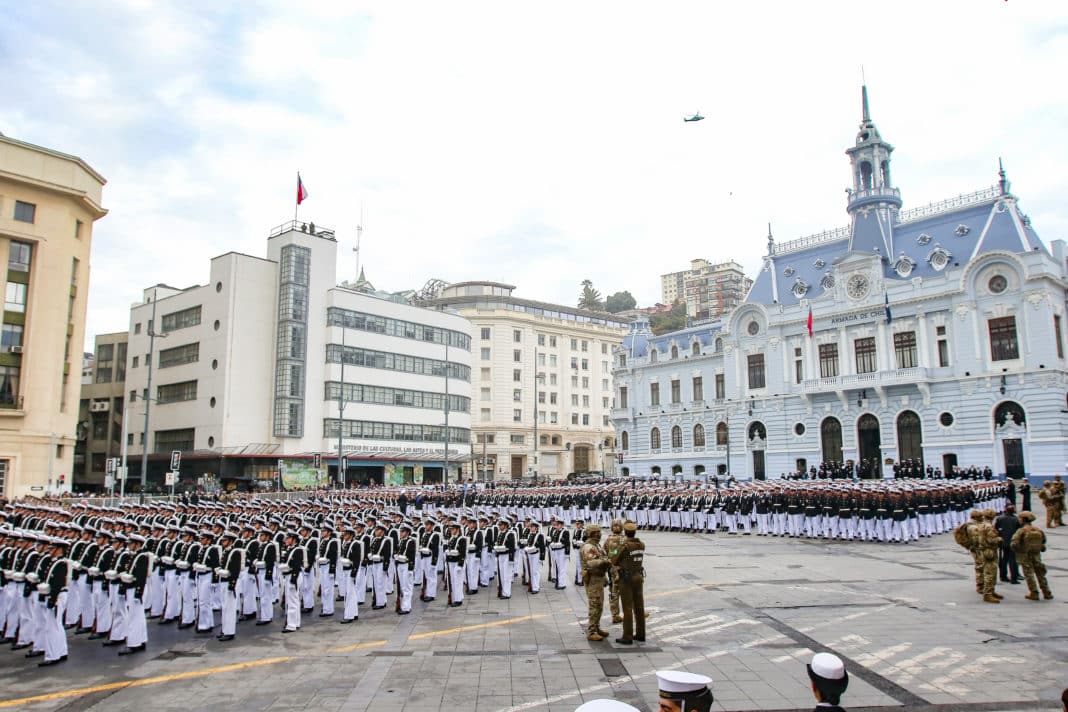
(89, 401, 110, 412)
(8, 346, 22, 354)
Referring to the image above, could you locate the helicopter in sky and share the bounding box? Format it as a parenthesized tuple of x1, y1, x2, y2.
(683, 112, 705, 122)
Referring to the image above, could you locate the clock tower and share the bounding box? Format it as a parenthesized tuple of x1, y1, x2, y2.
(845, 86, 901, 257)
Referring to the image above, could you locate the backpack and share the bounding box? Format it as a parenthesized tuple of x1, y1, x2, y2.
(953, 523, 971, 549)
(1022, 528, 1046, 554)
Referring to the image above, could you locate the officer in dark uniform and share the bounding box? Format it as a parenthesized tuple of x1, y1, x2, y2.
(610, 521, 646, 645)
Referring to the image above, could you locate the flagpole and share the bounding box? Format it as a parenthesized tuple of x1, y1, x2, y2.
(294, 172, 300, 223)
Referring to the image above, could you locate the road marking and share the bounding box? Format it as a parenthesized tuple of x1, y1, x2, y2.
(408, 613, 546, 640)
(0, 656, 295, 708)
(645, 585, 701, 599)
(328, 639, 390, 653)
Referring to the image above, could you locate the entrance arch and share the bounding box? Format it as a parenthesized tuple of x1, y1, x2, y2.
(573, 444, 592, 473)
(748, 421, 767, 480)
(857, 414, 882, 478)
(896, 410, 923, 462)
(994, 401, 1026, 477)
(820, 417, 843, 463)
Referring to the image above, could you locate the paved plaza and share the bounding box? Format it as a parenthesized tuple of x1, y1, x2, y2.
(0, 511, 1064, 712)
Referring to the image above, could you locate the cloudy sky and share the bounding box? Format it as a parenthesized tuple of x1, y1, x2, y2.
(3, 1, 1066, 348)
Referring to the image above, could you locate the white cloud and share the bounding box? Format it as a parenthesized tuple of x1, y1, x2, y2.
(2, 0, 1066, 348)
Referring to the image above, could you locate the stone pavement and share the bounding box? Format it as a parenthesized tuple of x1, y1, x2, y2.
(0, 515, 1064, 711)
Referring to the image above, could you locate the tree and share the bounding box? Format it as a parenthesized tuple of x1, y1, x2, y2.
(577, 279, 603, 310)
(604, 291, 637, 313)
(650, 300, 688, 335)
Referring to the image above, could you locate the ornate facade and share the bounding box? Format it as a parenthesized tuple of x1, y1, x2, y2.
(613, 88, 1067, 480)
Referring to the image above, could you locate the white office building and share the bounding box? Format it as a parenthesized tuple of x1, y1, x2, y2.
(123, 220, 472, 489)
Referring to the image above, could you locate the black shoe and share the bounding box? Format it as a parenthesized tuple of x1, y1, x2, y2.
(240, 613, 256, 621)
(498, 595, 511, 599)
(177, 622, 194, 630)
(633, 636, 645, 642)
(217, 634, 235, 642)
(339, 618, 354, 624)
(529, 590, 539, 595)
(372, 605, 385, 610)
(301, 608, 313, 614)
(102, 640, 124, 647)
(38, 655, 67, 667)
(282, 628, 296, 634)
(1010, 579, 1021, 584)
(88, 632, 108, 640)
(146, 615, 161, 620)
(467, 590, 478, 595)
(196, 628, 213, 635)
(118, 645, 145, 656)
(319, 612, 334, 618)
(64, 624, 77, 630)
(256, 620, 272, 626)
(555, 586, 566, 590)
(397, 610, 410, 615)
(158, 618, 175, 625)
(449, 602, 462, 607)
(11, 642, 31, 651)
(614, 638, 633, 645)
(25, 650, 45, 658)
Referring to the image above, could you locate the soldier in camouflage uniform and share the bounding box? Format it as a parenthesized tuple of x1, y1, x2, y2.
(603, 519, 625, 624)
(977, 509, 1003, 603)
(1011, 511, 1054, 601)
(1052, 476, 1065, 526)
(580, 525, 610, 641)
(958, 510, 987, 595)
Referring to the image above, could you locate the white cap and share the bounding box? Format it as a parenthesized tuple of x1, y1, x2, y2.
(808, 652, 847, 681)
(656, 670, 713, 694)
(574, 701, 640, 712)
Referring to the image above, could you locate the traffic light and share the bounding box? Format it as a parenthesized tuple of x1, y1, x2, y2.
(313, 453, 321, 469)
(58, 474, 66, 486)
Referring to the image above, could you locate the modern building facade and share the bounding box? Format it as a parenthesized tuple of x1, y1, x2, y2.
(420, 282, 627, 480)
(615, 87, 1067, 481)
(0, 134, 107, 497)
(122, 220, 472, 490)
(661, 259, 753, 322)
(74, 332, 128, 491)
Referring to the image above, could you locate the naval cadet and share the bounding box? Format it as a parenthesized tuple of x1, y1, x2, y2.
(807, 652, 849, 711)
(655, 670, 714, 712)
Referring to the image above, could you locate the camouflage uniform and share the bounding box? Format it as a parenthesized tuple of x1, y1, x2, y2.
(580, 526, 610, 640)
(1038, 484, 1055, 528)
(1052, 476, 1065, 526)
(1011, 511, 1053, 600)
(603, 519, 625, 622)
(960, 511, 986, 595)
(977, 509, 1002, 602)
(611, 521, 646, 643)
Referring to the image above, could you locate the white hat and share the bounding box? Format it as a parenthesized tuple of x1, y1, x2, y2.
(656, 669, 714, 694)
(807, 652, 847, 682)
(574, 701, 640, 712)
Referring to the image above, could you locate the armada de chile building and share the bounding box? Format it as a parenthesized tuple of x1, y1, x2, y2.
(612, 88, 1068, 482)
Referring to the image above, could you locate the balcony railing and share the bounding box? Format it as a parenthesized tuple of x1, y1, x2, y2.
(802, 367, 928, 393)
(0, 396, 24, 411)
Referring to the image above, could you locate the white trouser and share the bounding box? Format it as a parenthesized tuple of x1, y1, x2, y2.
(43, 592, 68, 662)
(220, 585, 237, 636)
(180, 572, 197, 625)
(196, 574, 214, 631)
(479, 550, 494, 587)
(465, 553, 479, 592)
(163, 570, 181, 620)
(319, 565, 334, 615)
(108, 584, 127, 642)
(342, 571, 359, 620)
(126, 591, 147, 647)
(573, 550, 583, 585)
(355, 566, 368, 604)
(94, 580, 112, 633)
(82, 580, 99, 630)
(257, 570, 274, 622)
(31, 596, 46, 653)
(496, 555, 513, 597)
(397, 566, 413, 612)
(240, 572, 258, 616)
(284, 575, 301, 631)
(550, 547, 568, 588)
(372, 564, 388, 608)
(420, 558, 438, 600)
(526, 553, 542, 593)
(447, 561, 465, 604)
(64, 576, 83, 626)
(148, 570, 165, 616)
(301, 569, 315, 610)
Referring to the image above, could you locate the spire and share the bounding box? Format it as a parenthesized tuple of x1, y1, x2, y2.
(862, 84, 871, 123)
(766, 223, 775, 254)
(998, 157, 1011, 196)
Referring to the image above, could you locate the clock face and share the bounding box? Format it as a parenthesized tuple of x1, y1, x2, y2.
(846, 274, 870, 300)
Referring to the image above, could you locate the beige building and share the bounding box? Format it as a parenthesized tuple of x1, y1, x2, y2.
(661, 259, 752, 322)
(0, 133, 107, 497)
(420, 282, 627, 481)
(74, 332, 127, 491)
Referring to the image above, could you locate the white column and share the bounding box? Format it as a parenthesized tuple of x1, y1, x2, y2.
(916, 313, 929, 369)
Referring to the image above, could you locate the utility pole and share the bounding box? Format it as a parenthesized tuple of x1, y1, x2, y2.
(119, 399, 130, 498)
(140, 289, 166, 504)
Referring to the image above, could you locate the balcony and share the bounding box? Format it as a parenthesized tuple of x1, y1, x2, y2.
(802, 367, 929, 393)
(611, 407, 632, 420)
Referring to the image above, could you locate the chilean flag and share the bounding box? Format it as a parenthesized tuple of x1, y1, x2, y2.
(296, 174, 309, 205)
(807, 305, 813, 337)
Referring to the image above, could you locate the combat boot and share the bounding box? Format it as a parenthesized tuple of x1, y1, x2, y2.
(1043, 591, 1054, 600)
(991, 591, 1003, 600)
(1024, 593, 1039, 600)
(586, 632, 605, 641)
(982, 594, 1001, 603)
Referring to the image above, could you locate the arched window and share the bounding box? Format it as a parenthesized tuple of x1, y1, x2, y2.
(650, 427, 661, 449)
(650, 349, 658, 363)
(747, 421, 767, 441)
(670, 345, 679, 359)
(896, 410, 923, 462)
(692, 341, 700, 356)
(821, 417, 843, 463)
(620, 431, 629, 451)
(693, 423, 705, 447)
(671, 464, 683, 475)
(994, 401, 1026, 427)
(671, 425, 682, 448)
(860, 161, 873, 190)
(651, 465, 661, 475)
(714, 337, 723, 352)
(716, 421, 728, 446)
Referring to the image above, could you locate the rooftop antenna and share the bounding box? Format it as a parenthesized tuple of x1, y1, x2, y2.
(354, 203, 363, 280)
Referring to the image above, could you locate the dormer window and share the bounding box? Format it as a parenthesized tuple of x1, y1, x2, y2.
(893, 253, 917, 278)
(820, 272, 835, 290)
(955, 224, 971, 237)
(813, 258, 826, 269)
(927, 245, 952, 272)
(916, 233, 932, 246)
(783, 266, 796, 277)
(791, 279, 809, 298)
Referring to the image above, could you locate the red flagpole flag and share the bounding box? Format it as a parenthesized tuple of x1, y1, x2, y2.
(296, 174, 309, 205)
(807, 305, 813, 337)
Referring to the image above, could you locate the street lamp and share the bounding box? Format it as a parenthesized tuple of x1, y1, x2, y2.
(139, 289, 167, 504)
